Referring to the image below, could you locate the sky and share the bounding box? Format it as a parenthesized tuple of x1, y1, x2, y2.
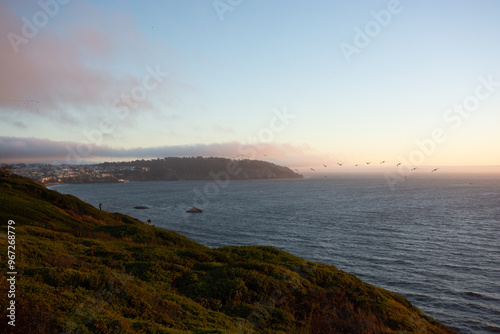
(1, 0, 500, 172)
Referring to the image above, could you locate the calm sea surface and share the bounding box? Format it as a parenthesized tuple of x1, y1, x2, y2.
(53, 175, 500, 333)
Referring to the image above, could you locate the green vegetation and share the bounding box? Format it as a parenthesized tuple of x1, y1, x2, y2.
(0, 170, 454, 333)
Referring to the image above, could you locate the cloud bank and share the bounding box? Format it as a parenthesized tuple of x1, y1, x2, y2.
(0, 136, 327, 167)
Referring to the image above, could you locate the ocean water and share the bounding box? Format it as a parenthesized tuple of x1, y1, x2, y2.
(53, 175, 500, 333)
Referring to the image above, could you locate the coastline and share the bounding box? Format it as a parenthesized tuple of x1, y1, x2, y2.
(51, 175, 500, 333)
(0, 171, 455, 333)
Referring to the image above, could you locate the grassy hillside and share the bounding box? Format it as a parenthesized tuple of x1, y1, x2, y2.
(0, 170, 454, 334)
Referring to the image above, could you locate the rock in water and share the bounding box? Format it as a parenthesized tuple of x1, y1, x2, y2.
(186, 207, 203, 213)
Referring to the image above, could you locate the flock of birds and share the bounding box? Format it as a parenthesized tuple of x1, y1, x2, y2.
(300, 161, 439, 175)
(228, 154, 440, 176)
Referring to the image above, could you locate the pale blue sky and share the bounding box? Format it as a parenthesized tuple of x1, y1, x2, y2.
(1, 0, 499, 168)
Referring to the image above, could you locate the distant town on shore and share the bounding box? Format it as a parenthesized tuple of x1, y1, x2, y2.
(1, 157, 302, 185)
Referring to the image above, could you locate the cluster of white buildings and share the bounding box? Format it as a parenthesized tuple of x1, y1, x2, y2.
(2, 163, 149, 184)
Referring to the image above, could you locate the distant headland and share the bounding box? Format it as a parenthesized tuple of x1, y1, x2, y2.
(2, 157, 303, 185)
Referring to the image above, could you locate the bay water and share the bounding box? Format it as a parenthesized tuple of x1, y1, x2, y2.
(53, 174, 500, 333)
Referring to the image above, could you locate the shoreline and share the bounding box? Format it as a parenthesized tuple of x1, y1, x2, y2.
(45, 176, 307, 188)
(0, 171, 456, 333)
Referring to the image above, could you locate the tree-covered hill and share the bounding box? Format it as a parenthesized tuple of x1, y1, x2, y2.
(100, 157, 303, 182)
(0, 170, 454, 333)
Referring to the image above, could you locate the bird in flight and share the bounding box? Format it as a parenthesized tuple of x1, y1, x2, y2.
(431, 168, 438, 172)
(380, 161, 386, 164)
(354, 164, 359, 167)
(396, 163, 401, 167)
(411, 167, 417, 171)
(366, 162, 371, 165)
(337, 163, 343, 167)
(323, 164, 327, 167)
(310, 168, 315, 171)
